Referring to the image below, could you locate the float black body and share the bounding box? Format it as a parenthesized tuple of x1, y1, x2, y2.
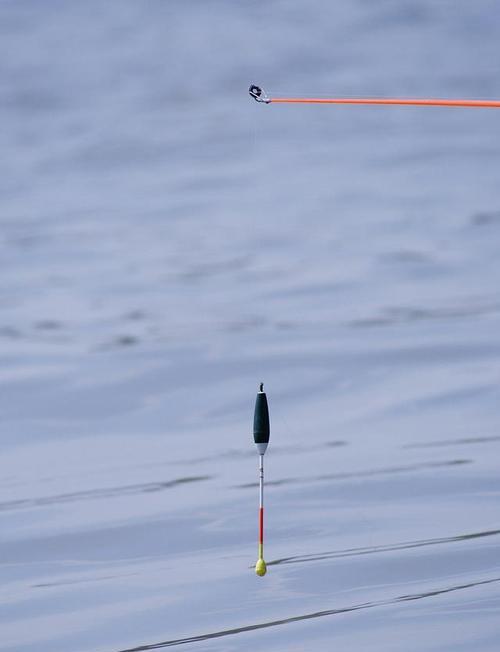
(253, 383, 270, 444)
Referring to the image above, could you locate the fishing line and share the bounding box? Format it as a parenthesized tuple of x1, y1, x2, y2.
(249, 84, 500, 109)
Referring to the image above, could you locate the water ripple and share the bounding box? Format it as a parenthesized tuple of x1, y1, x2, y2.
(0, 475, 211, 513)
(268, 528, 500, 567)
(114, 576, 500, 651)
(236, 459, 471, 489)
(405, 435, 500, 449)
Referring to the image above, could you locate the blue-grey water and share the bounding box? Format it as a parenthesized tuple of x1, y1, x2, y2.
(1, 1, 500, 650)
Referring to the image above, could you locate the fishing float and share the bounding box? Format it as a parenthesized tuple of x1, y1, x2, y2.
(249, 84, 500, 109)
(253, 383, 270, 577)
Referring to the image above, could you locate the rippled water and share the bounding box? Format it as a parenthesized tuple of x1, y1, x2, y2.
(1, 1, 500, 651)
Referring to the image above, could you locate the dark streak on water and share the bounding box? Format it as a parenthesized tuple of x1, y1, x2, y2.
(0, 476, 211, 512)
(236, 459, 471, 489)
(115, 577, 500, 651)
(267, 528, 500, 567)
(405, 435, 500, 448)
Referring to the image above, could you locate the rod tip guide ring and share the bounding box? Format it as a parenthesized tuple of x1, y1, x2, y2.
(249, 84, 270, 103)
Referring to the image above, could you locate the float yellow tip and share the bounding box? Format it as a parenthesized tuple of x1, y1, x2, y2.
(255, 558, 267, 576)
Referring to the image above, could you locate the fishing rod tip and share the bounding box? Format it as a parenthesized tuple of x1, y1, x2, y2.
(249, 84, 270, 104)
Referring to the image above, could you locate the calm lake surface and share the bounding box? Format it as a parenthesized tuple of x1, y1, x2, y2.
(1, 1, 500, 650)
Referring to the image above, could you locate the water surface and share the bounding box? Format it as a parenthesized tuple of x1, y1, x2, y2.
(1, 1, 500, 650)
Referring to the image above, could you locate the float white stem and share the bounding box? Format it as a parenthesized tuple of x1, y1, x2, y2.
(259, 453, 264, 555)
(255, 453, 267, 575)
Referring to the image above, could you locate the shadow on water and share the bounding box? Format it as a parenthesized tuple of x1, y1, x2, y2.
(0, 476, 211, 512)
(235, 459, 471, 489)
(114, 576, 500, 651)
(267, 528, 500, 567)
